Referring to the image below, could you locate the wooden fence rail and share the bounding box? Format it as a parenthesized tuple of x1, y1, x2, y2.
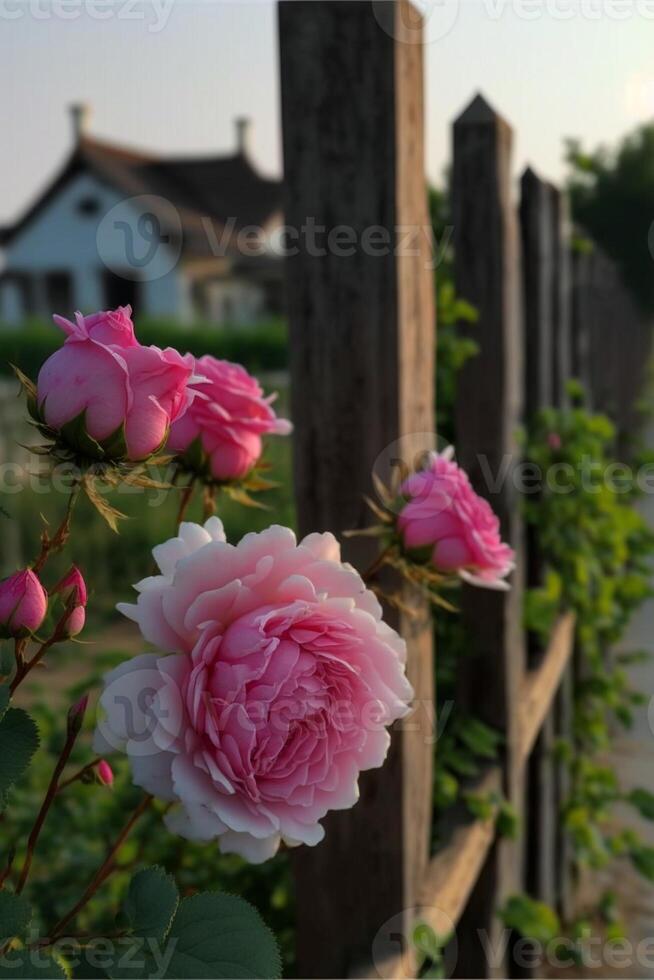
(278, 2, 650, 977)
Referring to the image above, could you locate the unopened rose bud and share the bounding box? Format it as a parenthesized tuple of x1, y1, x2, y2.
(547, 432, 562, 451)
(67, 693, 89, 736)
(52, 566, 87, 638)
(0, 569, 48, 639)
(97, 760, 114, 787)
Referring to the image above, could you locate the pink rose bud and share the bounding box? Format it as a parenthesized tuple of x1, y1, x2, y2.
(52, 566, 87, 638)
(547, 432, 562, 451)
(397, 448, 515, 590)
(0, 569, 48, 638)
(67, 693, 89, 736)
(96, 760, 114, 787)
(168, 355, 292, 481)
(36, 308, 195, 462)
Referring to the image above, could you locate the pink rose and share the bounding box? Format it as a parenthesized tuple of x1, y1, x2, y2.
(95, 518, 412, 863)
(36, 307, 194, 461)
(52, 565, 87, 638)
(397, 448, 515, 590)
(0, 569, 48, 638)
(547, 432, 562, 451)
(167, 356, 292, 481)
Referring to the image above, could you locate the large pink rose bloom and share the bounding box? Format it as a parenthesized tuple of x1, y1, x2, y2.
(397, 448, 515, 590)
(37, 307, 194, 461)
(167, 356, 292, 481)
(95, 519, 412, 863)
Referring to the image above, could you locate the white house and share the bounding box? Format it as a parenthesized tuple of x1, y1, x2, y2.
(0, 107, 284, 327)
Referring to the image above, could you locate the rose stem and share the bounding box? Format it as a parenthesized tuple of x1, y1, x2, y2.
(10, 602, 72, 695)
(15, 718, 84, 894)
(361, 544, 394, 585)
(57, 757, 102, 793)
(202, 484, 217, 520)
(175, 478, 196, 528)
(48, 794, 153, 941)
(33, 483, 80, 575)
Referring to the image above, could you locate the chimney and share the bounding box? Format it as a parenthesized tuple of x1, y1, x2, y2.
(70, 103, 91, 143)
(235, 116, 252, 157)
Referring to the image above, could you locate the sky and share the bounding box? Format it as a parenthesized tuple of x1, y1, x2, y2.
(1, 0, 653, 224)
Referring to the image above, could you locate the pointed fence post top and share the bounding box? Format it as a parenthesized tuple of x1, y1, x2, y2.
(454, 91, 512, 134)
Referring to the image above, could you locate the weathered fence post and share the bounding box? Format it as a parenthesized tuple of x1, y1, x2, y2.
(451, 94, 525, 978)
(551, 189, 571, 408)
(519, 167, 557, 909)
(279, 2, 435, 976)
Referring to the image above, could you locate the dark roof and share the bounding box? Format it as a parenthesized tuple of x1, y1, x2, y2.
(2, 136, 283, 257)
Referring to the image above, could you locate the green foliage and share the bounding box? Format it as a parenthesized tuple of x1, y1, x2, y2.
(0, 890, 32, 945)
(154, 892, 281, 980)
(100, 877, 281, 980)
(413, 922, 450, 980)
(627, 788, 654, 821)
(0, 707, 40, 808)
(0, 949, 67, 977)
(0, 318, 288, 381)
(499, 895, 560, 944)
(122, 867, 178, 944)
(524, 396, 654, 909)
(566, 126, 654, 311)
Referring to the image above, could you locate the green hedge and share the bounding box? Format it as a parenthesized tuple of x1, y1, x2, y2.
(0, 316, 289, 380)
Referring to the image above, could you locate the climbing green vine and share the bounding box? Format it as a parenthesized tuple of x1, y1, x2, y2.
(502, 384, 654, 949)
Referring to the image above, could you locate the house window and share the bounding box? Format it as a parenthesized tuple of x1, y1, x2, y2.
(103, 269, 140, 313)
(77, 197, 101, 217)
(45, 272, 73, 316)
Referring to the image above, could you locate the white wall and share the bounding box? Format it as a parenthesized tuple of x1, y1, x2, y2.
(0, 173, 185, 325)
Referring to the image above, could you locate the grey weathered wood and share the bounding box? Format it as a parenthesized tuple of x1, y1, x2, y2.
(570, 246, 594, 404)
(519, 166, 557, 910)
(279, 3, 435, 976)
(451, 93, 525, 978)
(520, 168, 554, 416)
(550, 187, 571, 407)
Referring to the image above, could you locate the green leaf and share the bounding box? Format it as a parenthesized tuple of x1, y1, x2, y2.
(0, 685, 10, 722)
(627, 788, 654, 821)
(124, 867, 178, 944)
(0, 892, 32, 945)
(0, 708, 39, 805)
(162, 893, 281, 979)
(0, 649, 14, 680)
(499, 895, 560, 944)
(631, 845, 654, 881)
(0, 949, 66, 978)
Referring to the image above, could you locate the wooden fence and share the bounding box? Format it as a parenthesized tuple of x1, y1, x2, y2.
(277, 3, 651, 977)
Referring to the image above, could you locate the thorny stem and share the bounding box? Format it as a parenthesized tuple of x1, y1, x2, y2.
(49, 795, 153, 942)
(15, 721, 84, 894)
(33, 483, 80, 575)
(0, 847, 16, 889)
(9, 598, 74, 695)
